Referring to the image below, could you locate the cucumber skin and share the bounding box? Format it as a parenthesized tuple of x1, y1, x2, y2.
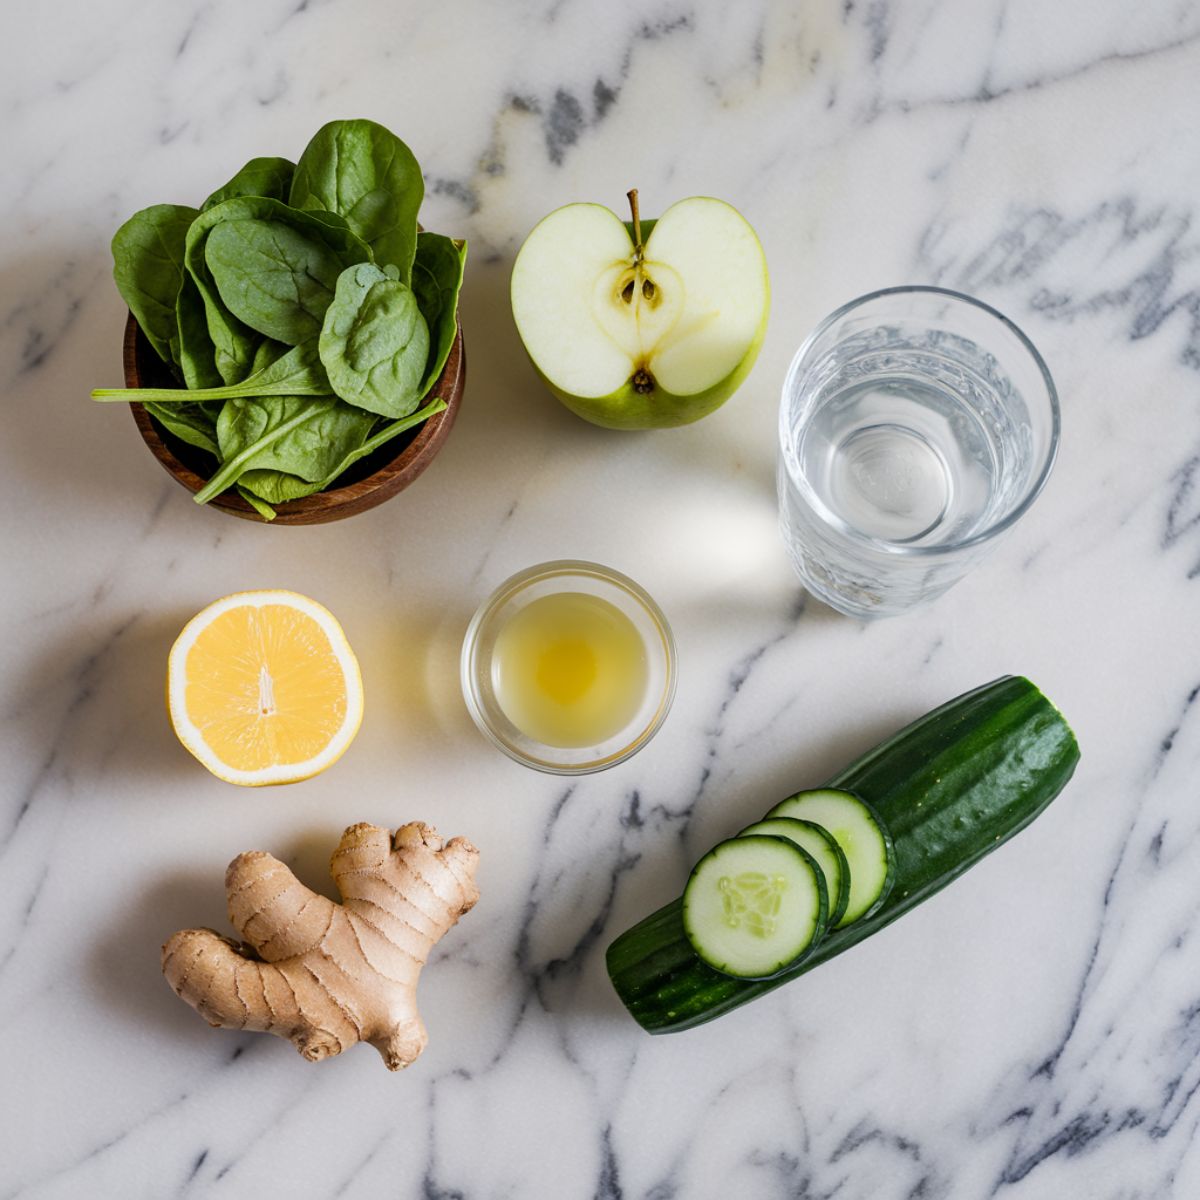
(605, 676, 1080, 1034)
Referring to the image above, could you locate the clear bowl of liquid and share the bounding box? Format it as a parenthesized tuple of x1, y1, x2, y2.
(461, 561, 677, 774)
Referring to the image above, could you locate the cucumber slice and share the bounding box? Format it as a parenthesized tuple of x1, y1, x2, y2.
(682, 835, 827, 980)
(767, 789, 894, 926)
(739, 817, 851, 929)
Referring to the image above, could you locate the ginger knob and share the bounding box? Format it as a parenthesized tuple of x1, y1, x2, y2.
(162, 821, 480, 1070)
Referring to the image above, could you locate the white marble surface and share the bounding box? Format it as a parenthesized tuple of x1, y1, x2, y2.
(3, 1, 1200, 1196)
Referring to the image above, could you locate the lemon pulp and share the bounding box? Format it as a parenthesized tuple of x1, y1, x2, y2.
(185, 603, 348, 771)
(492, 592, 648, 749)
(167, 590, 363, 786)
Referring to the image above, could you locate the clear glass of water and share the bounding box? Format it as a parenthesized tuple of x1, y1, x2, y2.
(778, 287, 1060, 619)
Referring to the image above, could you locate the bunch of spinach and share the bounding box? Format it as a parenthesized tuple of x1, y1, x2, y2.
(94, 119, 466, 520)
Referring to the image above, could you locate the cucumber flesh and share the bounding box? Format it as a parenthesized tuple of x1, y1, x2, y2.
(739, 817, 850, 929)
(683, 836, 828, 979)
(768, 789, 894, 926)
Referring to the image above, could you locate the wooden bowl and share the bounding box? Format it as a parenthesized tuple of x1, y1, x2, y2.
(124, 313, 464, 524)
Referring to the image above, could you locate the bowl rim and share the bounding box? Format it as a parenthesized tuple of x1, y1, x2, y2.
(124, 311, 464, 523)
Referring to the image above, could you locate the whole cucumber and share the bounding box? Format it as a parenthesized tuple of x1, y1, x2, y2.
(605, 676, 1080, 1033)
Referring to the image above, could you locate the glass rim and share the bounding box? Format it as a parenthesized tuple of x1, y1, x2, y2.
(460, 559, 677, 775)
(779, 284, 1061, 559)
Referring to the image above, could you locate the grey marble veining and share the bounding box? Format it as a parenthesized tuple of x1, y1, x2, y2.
(3, 1, 1200, 1197)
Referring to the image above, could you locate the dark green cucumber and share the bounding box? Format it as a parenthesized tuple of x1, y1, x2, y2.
(605, 675, 1079, 1034)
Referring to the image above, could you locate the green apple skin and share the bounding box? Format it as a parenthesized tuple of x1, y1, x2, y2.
(511, 198, 770, 431)
(532, 316, 769, 430)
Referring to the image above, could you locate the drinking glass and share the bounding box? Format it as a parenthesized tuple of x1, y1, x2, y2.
(778, 287, 1060, 619)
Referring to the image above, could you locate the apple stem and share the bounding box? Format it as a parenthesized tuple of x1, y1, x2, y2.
(627, 188, 643, 265)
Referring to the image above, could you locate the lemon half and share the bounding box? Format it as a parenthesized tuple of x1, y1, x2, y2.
(167, 590, 363, 786)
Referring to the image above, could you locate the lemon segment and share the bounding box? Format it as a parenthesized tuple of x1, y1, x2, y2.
(167, 591, 363, 786)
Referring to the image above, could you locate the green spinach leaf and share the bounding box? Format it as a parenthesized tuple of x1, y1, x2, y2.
(204, 214, 369, 344)
(143, 400, 220, 456)
(194, 395, 377, 504)
(173, 272, 223, 389)
(183, 204, 263, 385)
(111, 204, 198, 368)
(93, 337, 329, 404)
(183, 197, 368, 385)
(318, 263, 429, 418)
(201, 157, 295, 211)
(234, 395, 448, 507)
(310, 396, 447, 489)
(411, 232, 467, 395)
(290, 119, 422, 281)
(239, 470, 321, 504)
(249, 337, 290, 374)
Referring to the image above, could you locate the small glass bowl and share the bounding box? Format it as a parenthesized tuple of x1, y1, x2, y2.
(460, 560, 677, 774)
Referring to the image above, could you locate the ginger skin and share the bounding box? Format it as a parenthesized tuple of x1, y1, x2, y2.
(162, 822, 480, 1070)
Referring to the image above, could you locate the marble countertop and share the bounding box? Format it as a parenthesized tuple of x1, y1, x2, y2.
(4, 2, 1200, 1197)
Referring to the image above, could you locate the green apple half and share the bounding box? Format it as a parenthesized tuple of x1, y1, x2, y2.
(510, 195, 770, 430)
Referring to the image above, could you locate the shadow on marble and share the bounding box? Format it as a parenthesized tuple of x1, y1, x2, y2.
(454, 253, 584, 441)
(88, 867, 254, 1051)
(10, 606, 211, 792)
(352, 599, 479, 751)
(2, 246, 153, 506)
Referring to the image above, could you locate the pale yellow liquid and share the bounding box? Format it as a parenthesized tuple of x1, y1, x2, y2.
(492, 592, 649, 749)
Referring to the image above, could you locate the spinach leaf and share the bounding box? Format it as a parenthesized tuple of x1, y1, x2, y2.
(183, 204, 263, 385)
(250, 337, 290, 374)
(411, 232, 467, 394)
(318, 263, 429, 418)
(194, 395, 377, 504)
(240, 470, 321, 504)
(111, 204, 198, 368)
(173, 272, 223, 389)
(183, 197, 368, 385)
(234, 395, 448, 506)
(310, 396, 447, 489)
(92, 337, 329, 404)
(201, 157, 295, 211)
(290, 119, 422, 281)
(143, 400, 220, 456)
(204, 215, 367, 344)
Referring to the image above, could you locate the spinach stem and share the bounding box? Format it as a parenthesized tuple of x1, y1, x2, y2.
(91, 382, 326, 403)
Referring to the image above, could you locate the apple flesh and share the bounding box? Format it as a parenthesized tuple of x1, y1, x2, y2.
(510, 195, 770, 430)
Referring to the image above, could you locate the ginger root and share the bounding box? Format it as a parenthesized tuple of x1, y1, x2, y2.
(162, 821, 479, 1070)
